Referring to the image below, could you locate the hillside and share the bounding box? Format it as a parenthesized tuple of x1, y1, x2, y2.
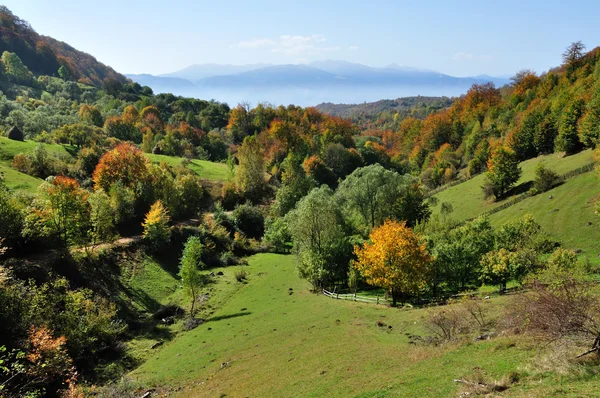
(124, 254, 598, 397)
(0, 137, 230, 193)
(0, 6, 127, 86)
(432, 150, 595, 221)
(431, 149, 599, 263)
(316, 96, 455, 130)
(0, 136, 74, 192)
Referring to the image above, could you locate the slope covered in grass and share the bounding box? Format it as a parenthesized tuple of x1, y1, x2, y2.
(0, 136, 75, 192)
(489, 171, 600, 264)
(125, 253, 597, 398)
(146, 153, 230, 182)
(433, 150, 594, 221)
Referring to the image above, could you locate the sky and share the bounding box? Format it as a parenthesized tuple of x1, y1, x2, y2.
(3, 0, 599, 77)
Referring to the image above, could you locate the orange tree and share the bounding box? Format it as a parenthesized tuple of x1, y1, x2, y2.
(353, 220, 433, 306)
(92, 142, 149, 192)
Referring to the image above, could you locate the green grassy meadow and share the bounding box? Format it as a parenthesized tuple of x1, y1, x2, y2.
(123, 254, 599, 397)
(433, 150, 594, 221)
(0, 136, 75, 192)
(489, 171, 600, 263)
(0, 137, 230, 193)
(146, 153, 230, 182)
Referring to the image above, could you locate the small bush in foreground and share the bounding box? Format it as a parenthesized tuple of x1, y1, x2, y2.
(234, 268, 247, 282)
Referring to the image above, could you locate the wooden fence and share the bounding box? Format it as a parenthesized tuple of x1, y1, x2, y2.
(322, 289, 392, 305)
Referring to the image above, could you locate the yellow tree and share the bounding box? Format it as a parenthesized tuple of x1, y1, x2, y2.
(142, 200, 171, 250)
(353, 220, 432, 305)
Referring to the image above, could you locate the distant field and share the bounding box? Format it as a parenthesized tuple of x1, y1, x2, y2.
(146, 153, 230, 182)
(0, 137, 75, 192)
(0, 137, 231, 192)
(433, 150, 595, 221)
(125, 253, 598, 397)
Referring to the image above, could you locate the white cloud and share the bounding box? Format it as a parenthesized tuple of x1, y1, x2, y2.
(237, 38, 276, 49)
(453, 52, 494, 61)
(348, 45, 360, 51)
(233, 35, 340, 56)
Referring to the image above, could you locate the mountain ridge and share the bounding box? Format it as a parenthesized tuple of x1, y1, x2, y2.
(129, 60, 510, 106)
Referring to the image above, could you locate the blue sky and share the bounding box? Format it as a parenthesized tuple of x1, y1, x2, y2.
(3, 0, 599, 77)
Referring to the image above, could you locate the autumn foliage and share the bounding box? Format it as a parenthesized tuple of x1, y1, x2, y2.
(353, 220, 433, 305)
(92, 142, 149, 192)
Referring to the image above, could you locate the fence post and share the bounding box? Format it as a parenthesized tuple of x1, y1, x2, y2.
(336, 292, 339, 299)
(354, 292, 357, 301)
(376, 295, 379, 305)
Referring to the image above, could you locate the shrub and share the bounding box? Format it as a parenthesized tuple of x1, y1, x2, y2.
(511, 257, 600, 358)
(234, 268, 247, 282)
(424, 306, 465, 342)
(533, 162, 560, 193)
(264, 217, 292, 253)
(232, 203, 265, 240)
(142, 200, 171, 249)
(219, 251, 239, 266)
(11, 152, 32, 174)
(221, 182, 241, 210)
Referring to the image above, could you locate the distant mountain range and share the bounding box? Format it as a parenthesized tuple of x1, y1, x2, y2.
(127, 60, 510, 106)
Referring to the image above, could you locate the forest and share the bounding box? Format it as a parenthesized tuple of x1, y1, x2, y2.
(1, 4, 600, 397)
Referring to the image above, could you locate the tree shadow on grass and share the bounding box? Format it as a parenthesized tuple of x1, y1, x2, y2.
(206, 311, 252, 323)
(503, 180, 534, 198)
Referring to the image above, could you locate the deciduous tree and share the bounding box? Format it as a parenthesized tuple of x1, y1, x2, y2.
(179, 236, 205, 317)
(354, 220, 433, 305)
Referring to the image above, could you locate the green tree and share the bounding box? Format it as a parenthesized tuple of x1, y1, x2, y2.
(335, 164, 413, 232)
(232, 202, 265, 240)
(288, 186, 351, 290)
(264, 217, 291, 253)
(480, 248, 538, 293)
(272, 153, 316, 217)
(533, 162, 560, 193)
(88, 190, 114, 247)
(26, 176, 89, 245)
(431, 217, 496, 293)
(555, 99, 584, 154)
(1, 51, 33, 85)
(562, 41, 586, 75)
(58, 65, 72, 81)
(234, 135, 265, 202)
(393, 183, 431, 228)
(179, 236, 205, 317)
(483, 147, 521, 199)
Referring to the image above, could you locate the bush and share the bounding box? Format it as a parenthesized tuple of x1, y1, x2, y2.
(234, 268, 247, 282)
(221, 182, 241, 210)
(10, 153, 31, 174)
(142, 200, 172, 249)
(533, 162, 560, 193)
(424, 306, 465, 342)
(219, 251, 239, 266)
(232, 203, 265, 240)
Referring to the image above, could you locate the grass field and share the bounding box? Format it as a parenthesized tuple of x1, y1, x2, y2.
(0, 136, 230, 192)
(0, 137, 75, 192)
(489, 171, 600, 264)
(146, 153, 230, 182)
(433, 150, 594, 221)
(124, 254, 599, 397)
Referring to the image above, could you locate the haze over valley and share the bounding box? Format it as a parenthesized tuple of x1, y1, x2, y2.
(127, 61, 509, 106)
